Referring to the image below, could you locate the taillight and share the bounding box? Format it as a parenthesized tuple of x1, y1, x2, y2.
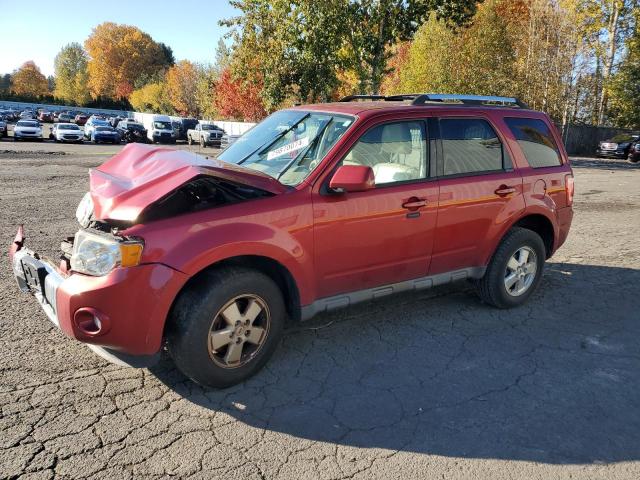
(565, 174, 574, 206)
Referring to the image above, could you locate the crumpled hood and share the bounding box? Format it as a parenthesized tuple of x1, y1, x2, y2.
(90, 143, 287, 222)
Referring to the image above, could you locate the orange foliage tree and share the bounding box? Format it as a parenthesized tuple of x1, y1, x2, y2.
(11, 61, 49, 97)
(213, 68, 267, 122)
(84, 22, 171, 99)
(166, 60, 199, 117)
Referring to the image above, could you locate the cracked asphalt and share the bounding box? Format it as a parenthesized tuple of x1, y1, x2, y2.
(1, 141, 639, 479)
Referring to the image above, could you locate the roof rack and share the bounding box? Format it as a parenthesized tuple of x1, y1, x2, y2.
(338, 93, 528, 108)
(411, 93, 528, 108)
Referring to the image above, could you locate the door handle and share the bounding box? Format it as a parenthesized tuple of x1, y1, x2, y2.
(494, 185, 517, 196)
(402, 197, 427, 210)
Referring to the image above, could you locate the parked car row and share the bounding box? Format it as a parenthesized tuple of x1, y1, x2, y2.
(596, 133, 640, 161)
(1, 105, 241, 148)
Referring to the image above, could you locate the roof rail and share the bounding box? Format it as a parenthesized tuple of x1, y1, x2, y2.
(411, 94, 528, 108)
(339, 95, 387, 102)
(338, 93, 529, 108)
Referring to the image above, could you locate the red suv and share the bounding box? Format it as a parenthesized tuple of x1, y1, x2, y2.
(10, 94, 574, 388)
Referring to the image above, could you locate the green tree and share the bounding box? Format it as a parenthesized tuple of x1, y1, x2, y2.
(608, 9, 640, 128)
(222, 0, 478, 107)
(0, 73, 11, 93)
(129, 82, 172, 113)
(195, 64, 219, 119)
(457, 0, 516, 96)
(342, 0, 478, 94)
(53, 43, 90, 104)
(394, 14, 459, 94)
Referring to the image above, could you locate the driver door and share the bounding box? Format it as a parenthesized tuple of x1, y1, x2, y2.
(312, 120, 439, 299)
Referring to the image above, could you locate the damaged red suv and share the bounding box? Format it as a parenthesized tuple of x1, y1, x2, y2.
(10, 94, 574, 388)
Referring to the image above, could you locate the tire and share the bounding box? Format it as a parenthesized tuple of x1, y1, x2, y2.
(188, 135, 193, 145)
(167, 267, 286, 388)
(476, 227, 546, 309)
(200, 137, 205, 148)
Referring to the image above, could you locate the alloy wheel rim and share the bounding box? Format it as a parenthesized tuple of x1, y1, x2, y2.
(504, 246, 537, 297)
(207, 294, 270, 369)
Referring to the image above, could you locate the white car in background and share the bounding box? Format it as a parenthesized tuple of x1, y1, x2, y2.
(51, 123, 84, 143)
(13, 120, 43, 141)
(84, 117, 110, 139)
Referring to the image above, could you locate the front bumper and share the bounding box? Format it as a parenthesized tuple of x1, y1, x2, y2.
(596, 148, 626, 158)
(14, 132, 42, 139)
(10, 227, 188, 365)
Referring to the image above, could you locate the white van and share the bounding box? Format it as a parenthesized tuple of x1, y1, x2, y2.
(142, 114, 176, 144)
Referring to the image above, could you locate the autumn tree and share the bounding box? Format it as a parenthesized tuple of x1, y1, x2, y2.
(166, 60, 199, 117)
(53, 43, 90, 104)
(214, 68, 266, 121)
(10, 61, 49, 97)
(84, 22, 172, 99)
(129, 82, 172, 114)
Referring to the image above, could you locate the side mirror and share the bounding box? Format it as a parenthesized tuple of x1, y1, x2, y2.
(329, 165, 375, 193)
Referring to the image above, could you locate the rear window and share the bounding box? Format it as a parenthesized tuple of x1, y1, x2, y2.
(440, 118, 507, 175)
(505, 118, 562, 168)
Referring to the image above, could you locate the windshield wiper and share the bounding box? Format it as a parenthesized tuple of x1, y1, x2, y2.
(237, 113, 310, 165)
(276, 118, 333, 180)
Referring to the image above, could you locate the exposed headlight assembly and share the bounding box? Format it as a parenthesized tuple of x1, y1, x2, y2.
(70, 230, 143, 276)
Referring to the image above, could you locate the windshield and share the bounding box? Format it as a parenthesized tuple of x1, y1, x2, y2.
(154, 121, 171, 130)
(93, 120, 108, 126)
(219, 110, 354, 186)
(59, 124, 79, 130)
(201, 124, 219, 131)
(17, 121, 39, 127)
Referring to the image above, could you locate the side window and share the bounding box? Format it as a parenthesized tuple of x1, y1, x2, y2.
(504, 117, 562, 168)
(343, 121, 427, 185)
(440, 118, 506, 176)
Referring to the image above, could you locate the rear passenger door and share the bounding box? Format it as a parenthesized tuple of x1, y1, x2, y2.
(429, 116, 525, 275)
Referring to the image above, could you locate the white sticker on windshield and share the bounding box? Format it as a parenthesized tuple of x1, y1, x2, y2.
(267, 137, 309, 160)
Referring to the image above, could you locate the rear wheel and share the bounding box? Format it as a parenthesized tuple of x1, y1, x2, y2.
(476, 227, 545, 308)
(167, 267, 285, 388)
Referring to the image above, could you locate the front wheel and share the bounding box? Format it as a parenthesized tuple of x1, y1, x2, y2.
(167, 267, 285, 388)
(200, 137, 205, 148)
(476, 227, 545, 308)
(188, 135, 193, 145)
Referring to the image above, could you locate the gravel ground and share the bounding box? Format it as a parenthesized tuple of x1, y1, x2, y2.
(1, 140, 639, 480)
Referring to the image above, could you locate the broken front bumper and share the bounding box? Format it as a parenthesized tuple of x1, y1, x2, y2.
(12, 242, 64, 327)
(9, 226, 187, 367)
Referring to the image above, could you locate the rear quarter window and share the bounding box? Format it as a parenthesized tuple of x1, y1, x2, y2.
(505, 117, 562, 168)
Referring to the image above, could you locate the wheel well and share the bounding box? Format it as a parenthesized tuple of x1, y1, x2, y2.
(171, 255, 301, 326)
(514, 214, 554, 258)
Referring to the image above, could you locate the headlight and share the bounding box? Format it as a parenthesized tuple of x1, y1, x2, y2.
(76, 192, 94, 228)
(71, 230, 144, 276)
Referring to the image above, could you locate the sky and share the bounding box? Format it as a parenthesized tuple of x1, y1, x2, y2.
(0, 0, 239, 76)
